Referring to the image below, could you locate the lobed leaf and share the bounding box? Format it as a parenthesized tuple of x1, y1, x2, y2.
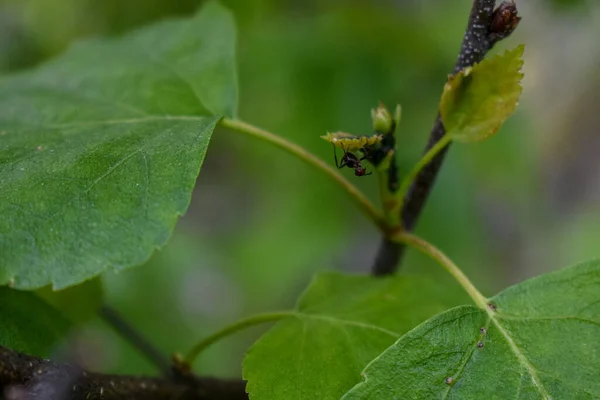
(243, 272, 466, 400)
(343, 260, 600, 399)
(440, 45, 524, 143)
(0, 1, 237, 289)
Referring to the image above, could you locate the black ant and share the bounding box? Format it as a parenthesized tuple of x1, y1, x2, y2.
(333, 145, 372, 177)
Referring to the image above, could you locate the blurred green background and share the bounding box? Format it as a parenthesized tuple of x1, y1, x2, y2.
(1, 0, 599, 379)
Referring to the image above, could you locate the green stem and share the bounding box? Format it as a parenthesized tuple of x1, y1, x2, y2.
(219, 118, 387, 232)
(375, 150, 401, 228)
(391, 231, 488, 309)
(395, 134, 453, 217)
(378, 169, 392, 216)
(185, 311, 294, 364)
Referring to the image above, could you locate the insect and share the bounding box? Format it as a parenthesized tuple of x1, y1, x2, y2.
(333, 145, 371, 177)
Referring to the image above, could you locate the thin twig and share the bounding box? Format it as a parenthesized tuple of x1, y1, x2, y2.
(98, 305, 172, 378)
(219, 117, 387, 232)
(0, 346, 248, 400)
(372, 0, 520, 275)
(185, 311, 293, 365)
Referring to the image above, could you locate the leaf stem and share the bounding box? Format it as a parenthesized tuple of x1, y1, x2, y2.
(185, 311, 294, 365)
(219, 118, 386, 232)
(396, 134, 453, 216)
(391, 231, 488, 309)
(376, 158, 400, 227)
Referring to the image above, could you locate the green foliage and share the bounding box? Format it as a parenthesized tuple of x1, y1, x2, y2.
(36, 278, 103, 323)
(440, 45, 524, 143)
(343, 260, 600, 399)
(1, 2, 598, 399)
(0, 287, 70, 356)
(0, 1, 237, 289)
(243, 272, 467, 400)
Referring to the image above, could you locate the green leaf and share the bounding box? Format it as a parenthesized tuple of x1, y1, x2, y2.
(343, 260, 600, 399)
(0, 287, 70, 356)
(36, 278, 103, 323)
(243, 272, 466, 400)
(0, 1, 237, 289)
(440, 45, 524, 143)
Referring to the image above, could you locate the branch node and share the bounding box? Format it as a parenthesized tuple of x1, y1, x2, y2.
(371, 0, 522, 276)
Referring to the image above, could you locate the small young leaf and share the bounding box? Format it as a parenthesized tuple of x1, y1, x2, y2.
(243, 272, 466, 400)
(0, 287, 70, 356)
(440, 45, 524, 142)
(321, 132, 383, 151)
(343, 260, 600, 399)
(36, 278, 103, 323)
(0, 1, 237, 289)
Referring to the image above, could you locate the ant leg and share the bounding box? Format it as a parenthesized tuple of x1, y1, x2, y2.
(333, 145, 344, 168)
(334, 145, 350, 169)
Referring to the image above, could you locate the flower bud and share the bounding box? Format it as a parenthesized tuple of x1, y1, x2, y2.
(371, 102, 393, 133)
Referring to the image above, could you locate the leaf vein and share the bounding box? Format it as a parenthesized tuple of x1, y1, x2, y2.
(84, 150, 142, 194)
(12, 115, 204, 131)
(295, 313, 400, 338)
(489, 316, 551, 399)
(442, 317, 492, 399)
(136, 44, 209, 114)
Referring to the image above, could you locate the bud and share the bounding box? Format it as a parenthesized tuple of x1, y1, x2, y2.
(490, 1, 521, 40)
(371, 102, 393, 133)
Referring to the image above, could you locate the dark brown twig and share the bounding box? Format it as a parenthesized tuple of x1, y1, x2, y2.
(372, 0, 521, 275)
(0, 346, 248, 400)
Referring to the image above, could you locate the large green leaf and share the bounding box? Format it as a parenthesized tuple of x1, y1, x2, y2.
(440, 45, 524, 142)
(0, 287, 70, 356)
(0, 1, 237, 289)
(243, 272, 467, 400)
(343, 260, 600, 399)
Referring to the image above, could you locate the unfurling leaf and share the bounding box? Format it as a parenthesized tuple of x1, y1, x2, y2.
(343, 260, 600, 399)
(243, 272, 466, 400)
(440, 45, 524, 143)
(0, 1, 237, 289)
(321, 132, 383, 151)
(371, 102, 393, 133)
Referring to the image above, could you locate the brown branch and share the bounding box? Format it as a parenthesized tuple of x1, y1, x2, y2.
(372, 0, 521, 275)
(0, 346, 248, 400)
